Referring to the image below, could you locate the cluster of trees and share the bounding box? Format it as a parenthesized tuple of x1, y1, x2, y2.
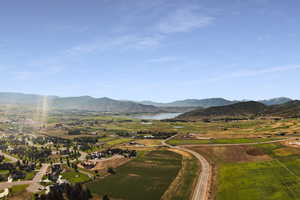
(0, 159, 37, 181)
(47, 136, 71, 145)
(35, 183, 92, 200)
(9, 146, 52, 162)
(68, 129, 81, 135)
(87, 148, 137, 160)
(74, 137, 98, 144)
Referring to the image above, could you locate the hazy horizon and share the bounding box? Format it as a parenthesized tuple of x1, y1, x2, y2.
(0, 91, 295, 103)
(1, 0, 300, 101)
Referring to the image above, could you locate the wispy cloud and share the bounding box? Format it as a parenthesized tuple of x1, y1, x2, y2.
(183, 65, 300, 86)
(8, 64, 65, 81)
(146, 56, 178, 63)
(65, 35, 163, 56)
(211, 65, 300, 82)
(157, 6, 215, 34)
(12, 71, 35, 81)
(45, 24, 89, 33)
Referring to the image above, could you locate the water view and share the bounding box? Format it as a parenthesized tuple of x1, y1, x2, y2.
(132, 113, 182, 120)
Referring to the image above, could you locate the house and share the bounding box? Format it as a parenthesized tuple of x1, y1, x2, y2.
(11, 171, 25, 180)
(81, 161, 96, 169)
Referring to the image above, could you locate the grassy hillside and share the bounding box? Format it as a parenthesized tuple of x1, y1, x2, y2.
(177, 101, 300, 120)
(264, 100, 300, 117)
(178, 101, 267, 120)
(50, 96, 162, 113)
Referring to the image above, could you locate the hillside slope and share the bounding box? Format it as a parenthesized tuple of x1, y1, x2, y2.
(141, 97, 292, 108)
(259, 97, 292, 105)
(0, 92, 161, 113)
(50, 96, 162, 113)
(177, 101, 267, 120)
(177, 100, 300, 120)
(141, 98, 236, 108)
(263, 100, 300, 117)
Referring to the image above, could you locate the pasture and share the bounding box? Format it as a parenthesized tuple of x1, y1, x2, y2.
(87, 150, 182, 200)
(191, 142, 300, 200)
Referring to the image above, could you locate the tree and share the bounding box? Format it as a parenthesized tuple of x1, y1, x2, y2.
(103, 195, 110, 200)
(74, 164, 78, 172)
(67, 158, 70, 167)
(107, 167, 115, 174)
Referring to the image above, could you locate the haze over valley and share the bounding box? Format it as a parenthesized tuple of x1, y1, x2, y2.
(2, 0, 300, 200)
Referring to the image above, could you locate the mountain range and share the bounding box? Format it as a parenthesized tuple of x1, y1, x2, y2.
(140, 97, 292, 108)
(0, 92, 295, 114)
(177, 100, 300, 120)
(0, 92, 160, 113)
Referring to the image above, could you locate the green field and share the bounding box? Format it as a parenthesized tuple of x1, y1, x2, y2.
(10, 184, 29, 195)
(62, 171, 90, 183)
(167, 138, 282, 145)
(216, 143, 300, 200)
(170, 154, 200, 200)
(104, 138, 133, 147)
(87, 150, 182, 200)
(0, 169, 9, 175)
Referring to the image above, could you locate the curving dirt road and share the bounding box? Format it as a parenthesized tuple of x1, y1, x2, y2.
(176, 146, 211, 200)
(162, 138, 212, 200)
(163, 136, 295, 200)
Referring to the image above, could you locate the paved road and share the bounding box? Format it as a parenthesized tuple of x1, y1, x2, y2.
(0, 180, 33, 190)
(79, 151, 87, 161)
(0, 163, 49, 193)
(162, 136, 212, 200)
(27, 163, 50, 193)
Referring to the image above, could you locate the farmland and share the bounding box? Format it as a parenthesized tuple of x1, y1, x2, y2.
(167, 137, 283, 145)
(190, 143, 300, 200)
(2, 106, 300, 200)
(41, 116, 300, 142)
(87, 150, 182, 200)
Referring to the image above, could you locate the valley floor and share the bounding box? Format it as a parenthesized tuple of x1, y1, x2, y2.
(189, 142, 300, 200)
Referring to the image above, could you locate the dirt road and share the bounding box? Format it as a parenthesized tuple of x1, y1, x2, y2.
(163, 136, 295, 200)
(162, 137, 212, 200)
(177, 146, 211, 200)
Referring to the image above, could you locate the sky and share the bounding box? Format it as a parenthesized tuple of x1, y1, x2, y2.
(1, 0, 300, 102)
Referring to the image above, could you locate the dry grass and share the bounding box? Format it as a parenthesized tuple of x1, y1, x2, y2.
(190, 145, 272, 163)
(134, 139, 163, 146)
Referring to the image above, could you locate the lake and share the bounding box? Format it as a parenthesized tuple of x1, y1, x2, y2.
(132, 113, 182, 120)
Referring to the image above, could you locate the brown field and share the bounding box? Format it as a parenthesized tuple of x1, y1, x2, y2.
(134, 139, 163, 146)
(79, 155, 130, 171)
(189, 145, 271, 163)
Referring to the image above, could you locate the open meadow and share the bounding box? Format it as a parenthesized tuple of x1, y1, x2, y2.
(190, 142, 300, 200)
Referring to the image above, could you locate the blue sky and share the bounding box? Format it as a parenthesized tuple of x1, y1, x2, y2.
(1, 0, 300, 102)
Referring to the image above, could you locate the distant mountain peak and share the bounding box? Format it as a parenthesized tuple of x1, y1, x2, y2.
(259, 97, 292, 105)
